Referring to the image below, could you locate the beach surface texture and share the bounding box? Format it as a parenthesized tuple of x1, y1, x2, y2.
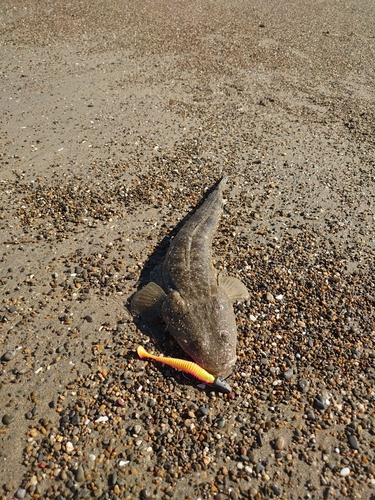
(1, 0, 375, 498)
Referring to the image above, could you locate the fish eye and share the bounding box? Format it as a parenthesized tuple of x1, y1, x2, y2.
(220, 330, 230, 343)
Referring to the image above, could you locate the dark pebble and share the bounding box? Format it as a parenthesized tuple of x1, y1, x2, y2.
(109, 471, 117, 486)
(8, 306, 18, 313)
(71, 414, 80, 425)
(84, 315, 93, 322)
(2, 414, 15, 425)
(140, 489, 152, 500)
(199, 407, 209, 416)
(270, 484, 281, 497)
(256, 433, 263, 446)
(314, 396, 327, 410)
(348, 435, 359, 450)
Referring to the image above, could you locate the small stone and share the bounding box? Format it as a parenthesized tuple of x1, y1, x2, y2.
(109, 471, 117, 486)
(283, 369, 293, 381)
(2, 350, 16, 361)
(216, 417, 225, 429)
(266, 292, 275, 302)
(274, 436, 285, 451)
(29, 476, 37, 486)
(8, 305, 18, 313)
(2, 414, 15, 425)
(298, 378, 310, 393)
(66, 441, 74, 453)
(75, 465, 85, 482)
(247, 450, 256, 463)
(140, 489, 152, 500)
(306, 409, 316, 420)
(256, 433, 263, 447)
(15, 488, 26, 499)
(255, 462, 264, 474)
(340, 467, 350, 477)
(348, 435, 359, 450)
(314, 396, 327, 410)
(270, 484, 281, 497)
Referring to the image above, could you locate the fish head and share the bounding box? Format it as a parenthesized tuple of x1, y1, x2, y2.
(162, 286, 237, 378)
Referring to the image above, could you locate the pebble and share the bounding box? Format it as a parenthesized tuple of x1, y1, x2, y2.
(216, 417, 226, 429)
(306, 409, 316, 420)
(314, 396, 327, 410)
(2, 414, 15, 425)
(297, 378, 310, 393)
(274, 436, 285, 451)
(283, 368, 293, 380)
(247, 450, 256, 463)
(66, 441, 74, 453)
(340, 467, 350, 477)
(109, 471, 117, 486)
(140, 489, 152, 500)
(15, 488, 26, 499)
(348, 435, 359, 450)
(271, 484, 281, 497)
(75, 465, 85, 482)
(2, 350, 16, 361)
(199, 406, 209, 416)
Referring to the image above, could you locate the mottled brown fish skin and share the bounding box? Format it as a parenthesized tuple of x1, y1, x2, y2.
(132, 177, 248, 379)
(161, 177, 239, 377)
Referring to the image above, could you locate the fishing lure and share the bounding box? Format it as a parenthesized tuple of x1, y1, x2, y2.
(137, 346, 232, 393)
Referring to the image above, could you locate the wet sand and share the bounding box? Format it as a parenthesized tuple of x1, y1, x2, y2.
(1, 0, 375, 499)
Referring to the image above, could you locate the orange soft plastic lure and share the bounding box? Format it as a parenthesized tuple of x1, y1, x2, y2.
(137, 346, 232, 393)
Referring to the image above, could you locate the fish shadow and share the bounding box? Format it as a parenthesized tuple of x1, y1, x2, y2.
(128, 177, 224, 351)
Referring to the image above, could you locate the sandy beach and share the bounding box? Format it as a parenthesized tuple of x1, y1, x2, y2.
(1, 0, 375, 498)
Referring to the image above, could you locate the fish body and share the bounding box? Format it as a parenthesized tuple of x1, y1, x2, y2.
(132, 177, 248, 378)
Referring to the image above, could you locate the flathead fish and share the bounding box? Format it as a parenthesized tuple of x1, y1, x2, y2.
(131, 177, 248, 378)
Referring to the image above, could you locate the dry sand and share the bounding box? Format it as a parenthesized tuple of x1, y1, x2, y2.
(1, 0, 375, 499)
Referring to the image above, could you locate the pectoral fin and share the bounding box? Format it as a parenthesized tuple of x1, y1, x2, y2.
(131, 282, 167, 320)
(219, 275, 249, 302)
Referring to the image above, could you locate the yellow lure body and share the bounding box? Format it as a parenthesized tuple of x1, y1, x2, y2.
(137, 345, 216, 384)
